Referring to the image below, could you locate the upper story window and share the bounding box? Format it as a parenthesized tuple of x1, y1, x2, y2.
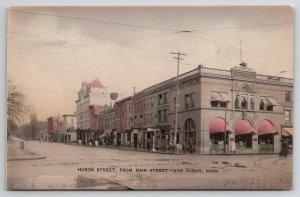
(285, 91, 292, 102)
(241, 95, 248, 110)
(259, 97, 278, 112)
(285, 110, 291, 124)
(158, 94, 163, 104)
(259, 98, 265, 110)
(185, 93, 196, 109)
(250, 96, 254, 110)
(234, 94, 239, 109)
(211, 92, 230, 108)
(163, 109, 168, 122)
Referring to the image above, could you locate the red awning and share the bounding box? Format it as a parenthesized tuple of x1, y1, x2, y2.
(219, 93, 232, 102)
(209, 118, 232, 134)
(266, 97, 278, 106)
(211, 92, 223, 102)
(258, 120, 278, 135)
(234, 120, 256, 135)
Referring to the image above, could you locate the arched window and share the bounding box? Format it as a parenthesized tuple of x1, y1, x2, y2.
(241, 97, 248, 109)
(184, 118, 196, 147)
(260, 99, 265, 110)
(234, 96, 239, 109)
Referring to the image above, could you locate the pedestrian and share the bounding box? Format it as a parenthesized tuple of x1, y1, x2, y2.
(279, 138, 289, 157)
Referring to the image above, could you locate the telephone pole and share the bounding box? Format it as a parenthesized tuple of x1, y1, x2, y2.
(170, 52, 186, 152)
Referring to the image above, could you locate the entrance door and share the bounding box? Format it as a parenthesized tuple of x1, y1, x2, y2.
(134, 133, 138, 148)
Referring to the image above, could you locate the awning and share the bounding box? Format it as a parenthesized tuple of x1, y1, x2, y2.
(266, 97, 278, 106)
(132, 129, 139, 133)
(100, 130, 111, 137)
(234, 120, 256, 135)
(209, 118, 232, 134)
(219, 93, 232, 102)
(147, 128, 160, 132)
(282, 128, 293, 137)
(211, 92, 223, 102)
(258, 120, 278, 135)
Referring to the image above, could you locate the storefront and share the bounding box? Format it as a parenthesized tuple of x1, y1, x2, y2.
(258, 120, 278, 153)
(209, 117, 232, 153)
(234, 119, 256, 153)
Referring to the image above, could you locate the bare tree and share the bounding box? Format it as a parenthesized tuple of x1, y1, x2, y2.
(7, 80, 26, 136)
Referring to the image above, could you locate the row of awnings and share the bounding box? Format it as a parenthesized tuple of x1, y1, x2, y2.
(211, 92, 279, 106)
(209, 118, 280, 136)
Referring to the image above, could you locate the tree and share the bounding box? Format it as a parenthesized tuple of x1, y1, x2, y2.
(7, 80, 26, 136)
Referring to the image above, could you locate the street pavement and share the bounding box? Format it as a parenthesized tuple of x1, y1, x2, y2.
(6, 138, 292, 190)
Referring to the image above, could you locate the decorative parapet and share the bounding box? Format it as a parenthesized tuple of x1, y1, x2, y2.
(200, 66, 231, 76)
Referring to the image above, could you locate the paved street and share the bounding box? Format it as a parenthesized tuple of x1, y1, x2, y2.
(7, 138, 292, 190)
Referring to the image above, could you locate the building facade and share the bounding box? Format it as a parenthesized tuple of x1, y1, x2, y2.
(76, 63, 293, 154)
(75, 79, 109, 144)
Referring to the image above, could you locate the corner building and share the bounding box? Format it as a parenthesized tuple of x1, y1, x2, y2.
(132, 62, 293, 154)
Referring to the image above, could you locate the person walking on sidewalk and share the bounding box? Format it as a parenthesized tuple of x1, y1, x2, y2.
(279, 138, 289, 157)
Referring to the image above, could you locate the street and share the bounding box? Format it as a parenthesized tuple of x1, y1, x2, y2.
(7, 138, 292, 190)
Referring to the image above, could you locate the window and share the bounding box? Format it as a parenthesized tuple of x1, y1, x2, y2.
(220, 101, 227, 108)
(285, 110, 291, 124)
(185, 94, 190, 109)
(285, 91, 292, 102)
(211, 101, 219, 107)
(250, 96, 254, 110)
(241, 95, 248, 109)
(234, 94, 239, 109)
(163, 109, 167, 122)
(158, 94, 163, 104)
(163, 92, 168, 104)
(266, 105, 273, 111)
(259, 98, 265, 111)
(185, 93, 196, 109)
(158, 110, 162, 123)
(191, 93, 195, 108)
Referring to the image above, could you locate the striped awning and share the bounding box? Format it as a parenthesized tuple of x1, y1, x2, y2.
(266, 97, 278, 106)
(219, 93, 232, 102)
(258, 120, 278, 135)
(211, 92, 223, 102)
(209, 118, 232, 134)
(234, 120, 256, 135)
(282, 128, 293, 136)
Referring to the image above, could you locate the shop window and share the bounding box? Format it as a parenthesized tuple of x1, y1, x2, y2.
(258, 134, 274, 145)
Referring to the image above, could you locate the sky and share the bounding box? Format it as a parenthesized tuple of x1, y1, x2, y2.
(7, 6, 294, 122)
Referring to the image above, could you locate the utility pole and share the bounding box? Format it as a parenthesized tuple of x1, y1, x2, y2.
(240, 40, 243, 63)
(170, 52, 186, 153)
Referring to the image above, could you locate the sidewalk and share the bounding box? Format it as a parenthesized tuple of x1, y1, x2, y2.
(7, 138, 46, 161)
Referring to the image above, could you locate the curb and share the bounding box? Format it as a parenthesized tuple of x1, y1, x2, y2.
(7, 156, 46, 161)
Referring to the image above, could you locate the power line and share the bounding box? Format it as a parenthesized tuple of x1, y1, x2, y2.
(8, 9, 293, 34)
(192, 22, 293, 32)
(8, 9, 178, 32)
